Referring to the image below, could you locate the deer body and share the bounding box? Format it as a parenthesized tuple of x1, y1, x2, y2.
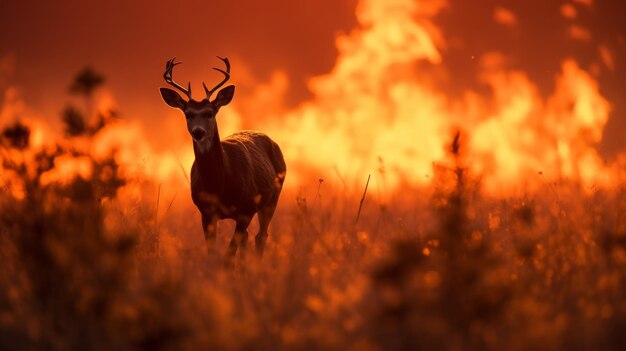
(160, 57, 285, 259)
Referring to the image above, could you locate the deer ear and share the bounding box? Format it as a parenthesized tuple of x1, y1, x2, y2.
(212, 85, 235, 110)
(160, 88, 186, 109)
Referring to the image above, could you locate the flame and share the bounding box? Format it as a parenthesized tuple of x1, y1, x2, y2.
(467, 57, 611, 193)
(255, 0, 617, 195)
(40, 155, 93, 185)
(266, 0, 449, 189)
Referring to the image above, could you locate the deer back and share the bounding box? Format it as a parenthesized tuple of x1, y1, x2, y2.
(198, 131, 285, 218)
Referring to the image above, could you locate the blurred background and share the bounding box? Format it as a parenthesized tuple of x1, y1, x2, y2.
(1, 0, 625, 194)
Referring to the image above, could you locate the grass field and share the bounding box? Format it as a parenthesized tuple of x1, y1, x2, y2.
(2, 122, 626, 351)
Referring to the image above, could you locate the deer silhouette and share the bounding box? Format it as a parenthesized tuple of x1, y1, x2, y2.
(159, 57, 286, 261)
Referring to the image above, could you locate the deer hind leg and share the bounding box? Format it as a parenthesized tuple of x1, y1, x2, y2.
(202, 214, 218, 256)
(256, 204, 278, 257)
(226, 216, 251, 264)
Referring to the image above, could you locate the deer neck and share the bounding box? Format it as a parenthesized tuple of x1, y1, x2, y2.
(192, 130, 226, 189)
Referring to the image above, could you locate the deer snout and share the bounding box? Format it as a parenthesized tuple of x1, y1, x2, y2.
(191, 128, 207, 140)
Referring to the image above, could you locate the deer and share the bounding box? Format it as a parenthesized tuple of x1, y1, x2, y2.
(159, 56, 286, 262)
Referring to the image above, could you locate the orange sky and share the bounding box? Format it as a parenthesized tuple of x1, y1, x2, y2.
(0, 1, 356, 116)
(0, 0, 625, 159)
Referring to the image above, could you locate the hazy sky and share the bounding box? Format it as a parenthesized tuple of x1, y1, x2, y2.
(1, 0, 624, 156)
(0, 0, 358, 118)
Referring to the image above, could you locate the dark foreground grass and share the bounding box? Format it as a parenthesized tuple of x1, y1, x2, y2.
(2, 129, 626, 351)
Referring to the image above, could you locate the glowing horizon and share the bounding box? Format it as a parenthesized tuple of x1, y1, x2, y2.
(1, 0, 625, 197)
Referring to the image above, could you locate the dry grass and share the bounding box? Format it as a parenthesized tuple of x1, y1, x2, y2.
(2, 124, 626, 351)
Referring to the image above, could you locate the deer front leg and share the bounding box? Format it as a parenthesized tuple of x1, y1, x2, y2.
(225, 217, 251, 266)
(256, 204, 278, 257)
(202, 214, 218, 256)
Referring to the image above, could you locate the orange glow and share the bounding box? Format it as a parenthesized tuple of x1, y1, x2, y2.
(493, 7, 518, 27)
(1, 0, 623, 198)
(569, 25, 592, 42)
(560, 4, 578, 19)
(598, 44, 615, 72)
(40, 155, 93, 185)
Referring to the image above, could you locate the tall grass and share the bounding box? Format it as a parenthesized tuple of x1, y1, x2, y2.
(1, 122, 626, 350)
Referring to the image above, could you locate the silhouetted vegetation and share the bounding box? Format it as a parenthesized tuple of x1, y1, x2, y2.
(62, 105, 87, 136)
(69, 67, 105, 97)
(62, 66, 111, 137)
(1, 121, 30, 150)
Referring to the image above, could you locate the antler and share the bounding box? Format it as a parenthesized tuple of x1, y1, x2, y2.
(203, 56, 231, 100)
(163, 57, 192, 100)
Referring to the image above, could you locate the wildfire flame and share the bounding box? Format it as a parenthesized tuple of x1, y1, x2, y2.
(263, 0, 616, 194)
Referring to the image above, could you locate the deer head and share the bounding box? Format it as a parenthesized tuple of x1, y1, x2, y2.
(159, 57, 235, 153)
